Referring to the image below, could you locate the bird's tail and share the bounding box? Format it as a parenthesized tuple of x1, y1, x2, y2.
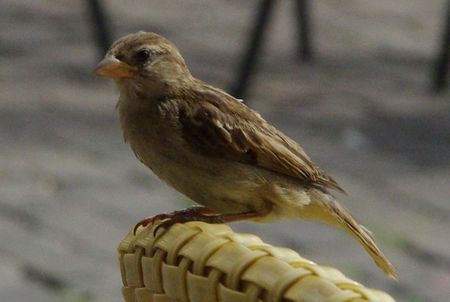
(301, 190, 398, 279)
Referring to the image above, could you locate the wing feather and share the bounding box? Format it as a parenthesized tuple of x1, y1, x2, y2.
(177, 87, 345, 193)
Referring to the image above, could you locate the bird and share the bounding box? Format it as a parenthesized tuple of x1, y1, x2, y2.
(95, 31, 396, 279)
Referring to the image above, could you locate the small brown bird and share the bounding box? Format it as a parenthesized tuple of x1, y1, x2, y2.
(95, 31, 396, 278)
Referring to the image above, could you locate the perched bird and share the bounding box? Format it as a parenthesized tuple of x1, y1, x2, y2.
(95, 31, 396, 278)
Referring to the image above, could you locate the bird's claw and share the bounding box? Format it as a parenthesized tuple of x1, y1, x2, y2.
(133, 206, 216, 236)
(152, 218, 180, 237)
(133, 213, 170, 235)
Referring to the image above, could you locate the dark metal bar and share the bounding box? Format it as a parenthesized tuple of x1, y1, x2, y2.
(294, 0, 313, 61)
(87, 0, 113, 58)
(431, 0, 450, 93)
(230, 0, 276, 99)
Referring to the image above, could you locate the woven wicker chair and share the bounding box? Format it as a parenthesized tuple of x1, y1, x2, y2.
(118, 222, 395, 302)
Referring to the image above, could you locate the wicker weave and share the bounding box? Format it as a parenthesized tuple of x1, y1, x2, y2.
(118, 222, 395, 302)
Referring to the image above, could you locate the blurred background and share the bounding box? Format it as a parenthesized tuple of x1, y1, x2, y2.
(1, 0, 449, 301)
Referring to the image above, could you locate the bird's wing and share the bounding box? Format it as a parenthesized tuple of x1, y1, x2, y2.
(177, 87, 345, 193)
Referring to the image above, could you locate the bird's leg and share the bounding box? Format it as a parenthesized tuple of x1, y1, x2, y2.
(133, 206, 216, 234)
(152, 210, 265, 236)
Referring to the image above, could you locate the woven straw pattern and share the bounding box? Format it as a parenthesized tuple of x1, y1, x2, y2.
(118, 222, 395, 302)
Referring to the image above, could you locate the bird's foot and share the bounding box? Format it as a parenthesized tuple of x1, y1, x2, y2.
(133, 206, 216, 235)
(152, 211, 225, 236)
(152, 210, 264, 236)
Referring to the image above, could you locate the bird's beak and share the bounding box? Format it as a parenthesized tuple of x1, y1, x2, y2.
(94, 56, 136, 79)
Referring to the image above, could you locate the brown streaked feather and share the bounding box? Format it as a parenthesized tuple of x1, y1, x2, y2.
(178, 84, 345, 193)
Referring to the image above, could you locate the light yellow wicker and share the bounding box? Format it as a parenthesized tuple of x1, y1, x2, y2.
(118, 222, 395, 302)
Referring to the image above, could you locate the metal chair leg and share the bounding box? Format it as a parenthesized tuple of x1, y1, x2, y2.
(431, 0, 450, 93)
(230, 0, 277, 99)
(294, 0, 313, 61)
(87, 0, 113, 58)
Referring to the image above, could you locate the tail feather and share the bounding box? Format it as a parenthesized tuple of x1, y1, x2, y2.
(304, 190, 398, 279)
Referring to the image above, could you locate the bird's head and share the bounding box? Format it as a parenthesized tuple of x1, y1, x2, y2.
(95, 31, 192, 98)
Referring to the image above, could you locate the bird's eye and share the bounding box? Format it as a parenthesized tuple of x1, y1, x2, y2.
(134, 49, 150, 63)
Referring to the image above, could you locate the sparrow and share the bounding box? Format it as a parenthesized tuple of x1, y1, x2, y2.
(95, 31, 396, 278)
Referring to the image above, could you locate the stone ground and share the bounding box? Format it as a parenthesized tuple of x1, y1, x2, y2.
(1, 0, 449, 301)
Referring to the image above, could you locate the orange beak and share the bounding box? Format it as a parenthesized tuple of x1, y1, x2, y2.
(94, 56, 136, 79)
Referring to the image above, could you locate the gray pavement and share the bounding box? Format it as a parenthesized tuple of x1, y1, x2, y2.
(1, 0, 449, 301)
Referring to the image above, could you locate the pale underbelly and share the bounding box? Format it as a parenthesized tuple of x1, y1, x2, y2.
(151, 154, 267, 213)
(142, 150, 311, 218)
(129, 136, 310, 218)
